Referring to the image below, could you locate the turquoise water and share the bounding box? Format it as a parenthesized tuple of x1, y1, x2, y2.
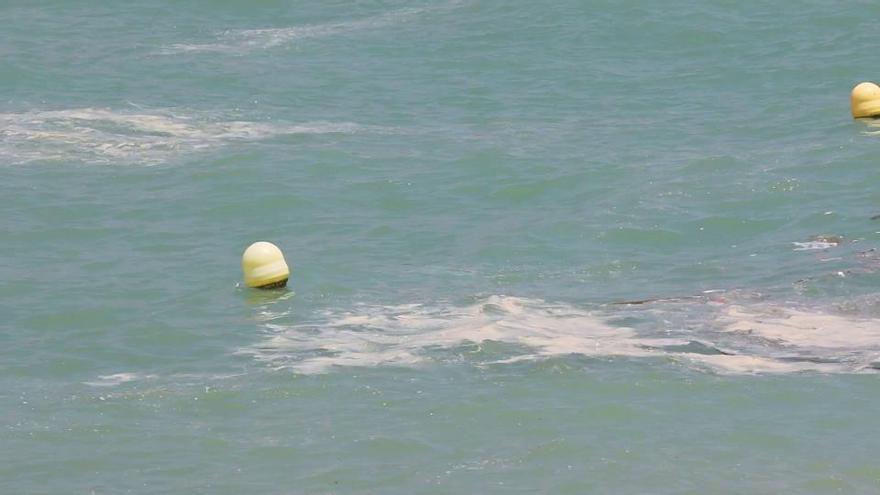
(3, 1, 880, 492)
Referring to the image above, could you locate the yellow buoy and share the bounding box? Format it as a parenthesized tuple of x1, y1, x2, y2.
(851, 82, 880, 118)
(242, 241, 290, 289)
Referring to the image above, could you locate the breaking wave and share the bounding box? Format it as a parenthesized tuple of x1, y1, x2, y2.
(240, 294, 880, 375)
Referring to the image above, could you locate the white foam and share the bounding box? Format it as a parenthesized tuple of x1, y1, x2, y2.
(684, 354, 845, 374)
(683, 303, 880, 374)
(792, 241, 838, 251)
(241, 295, 689, 374)
(721, 304, 880, 350)
(0, 107, 372, 164)
(84, 372, 156, 387)
(241, 295, 880, 375)
(162, 3, 459, 54)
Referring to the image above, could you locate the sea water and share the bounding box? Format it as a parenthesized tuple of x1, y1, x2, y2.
(2, 1, 880, 493)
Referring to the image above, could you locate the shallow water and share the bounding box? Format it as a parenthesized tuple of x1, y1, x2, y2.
(3, 1, 880, 493)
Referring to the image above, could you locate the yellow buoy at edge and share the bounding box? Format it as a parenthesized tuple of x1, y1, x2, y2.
(851, 82, 880, 118)
(242, 241, 290, 289)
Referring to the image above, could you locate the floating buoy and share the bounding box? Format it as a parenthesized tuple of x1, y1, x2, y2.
(242, 241, 290, 289)
(851, 82, 880, 118)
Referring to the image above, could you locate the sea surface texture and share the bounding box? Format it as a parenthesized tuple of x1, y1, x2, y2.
(3, 1, 880, 493)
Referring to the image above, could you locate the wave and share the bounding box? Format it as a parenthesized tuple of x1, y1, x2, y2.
(240, 295, 880, 375)
(0, 107, 374, 164)
(161, 3, 460, 55)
